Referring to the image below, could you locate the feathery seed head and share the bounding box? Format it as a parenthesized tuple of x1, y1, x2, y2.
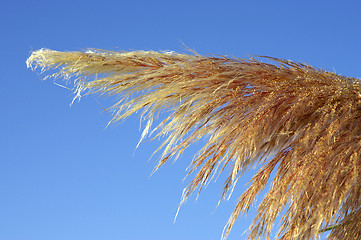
(27, 48, 361, 239)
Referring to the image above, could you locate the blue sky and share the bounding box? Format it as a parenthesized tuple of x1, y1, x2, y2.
(1, 1, 361, 239)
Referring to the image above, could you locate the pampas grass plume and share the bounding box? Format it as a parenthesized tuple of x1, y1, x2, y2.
(27, 48, 361, 239)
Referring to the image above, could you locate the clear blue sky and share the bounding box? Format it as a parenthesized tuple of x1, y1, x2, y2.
(1, 1, 360, 239)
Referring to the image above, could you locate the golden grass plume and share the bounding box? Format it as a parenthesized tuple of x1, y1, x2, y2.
(27, 48, 361, 239)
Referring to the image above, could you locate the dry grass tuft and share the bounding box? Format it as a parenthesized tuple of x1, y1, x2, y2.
(27, 48, 361, 239)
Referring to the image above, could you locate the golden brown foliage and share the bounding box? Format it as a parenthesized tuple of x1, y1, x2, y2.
(27, 49, 361, 239)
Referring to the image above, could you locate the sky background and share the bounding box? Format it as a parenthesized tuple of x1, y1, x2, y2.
(1, 1, 361, 239)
